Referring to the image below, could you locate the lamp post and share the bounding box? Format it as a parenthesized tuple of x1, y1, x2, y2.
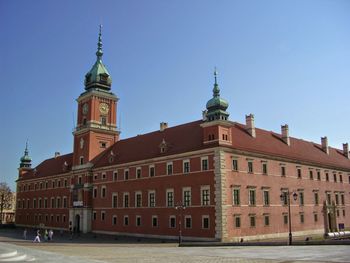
(280, 190, 298, 245)
(175, 203, 185, 245)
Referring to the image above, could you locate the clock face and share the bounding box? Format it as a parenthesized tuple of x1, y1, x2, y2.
(82, 103, 88, 115)
(99, 103, 109, 114)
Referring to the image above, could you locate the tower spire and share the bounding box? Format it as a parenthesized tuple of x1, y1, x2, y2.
(20, 140, 32, 168)
(96, 24, 103, 60)
(213, 67, 220, 98)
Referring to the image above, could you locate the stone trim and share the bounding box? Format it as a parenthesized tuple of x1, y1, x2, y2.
(214, 147, 228, 241)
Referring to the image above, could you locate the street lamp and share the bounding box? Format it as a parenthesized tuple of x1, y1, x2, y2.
(175, 203, 186, 245)
(280, 190, 298, 245)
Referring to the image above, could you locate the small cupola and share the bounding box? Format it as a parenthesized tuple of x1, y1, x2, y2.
(205, 69, 229, 122)
(84, 25, 112, 91)
(20, 141, 32, 169)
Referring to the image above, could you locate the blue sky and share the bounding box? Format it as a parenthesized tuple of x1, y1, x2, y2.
(1, 0, 350, 190)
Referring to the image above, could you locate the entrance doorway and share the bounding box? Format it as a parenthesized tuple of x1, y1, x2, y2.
(75, 214, 80, 233)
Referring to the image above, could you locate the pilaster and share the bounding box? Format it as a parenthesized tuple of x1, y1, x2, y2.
(214, 147, 228, 241)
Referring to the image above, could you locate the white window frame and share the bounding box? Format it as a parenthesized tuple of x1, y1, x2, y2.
(123, 192, 130, 208)
(184, 215, 192, 229)
(201, 156, 209, 171)
(182, 187, 191, 207)
(136, 167, 142, 179)
(169, 215, 176, 228)
(148, 190, 156, 207)
(136, 215, 141, 227)
(152, 215, 158, 227)
(101, 186, 107, 198)
(202, 215, 210, 229)
(149, 165, 155, 177)
(167, 162, 173, 175)
(112, 192, 118, 208)
(200, 185, 210, 206)
(166, 188, 174, 207)
(135, 191, 142, 208)
(183, 159, 190, 173)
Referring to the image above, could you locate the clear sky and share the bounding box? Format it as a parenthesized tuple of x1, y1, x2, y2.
(1, 0, 350, 190)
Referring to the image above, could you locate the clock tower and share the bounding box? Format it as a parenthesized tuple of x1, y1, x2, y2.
(73, 26, 120, 167)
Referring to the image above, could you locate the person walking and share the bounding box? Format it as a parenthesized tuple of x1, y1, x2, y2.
(33, 230, 41, 243)
(23, 229, 27, 240)
(48, 229, 54, 241)
(44, 229, 48, 242)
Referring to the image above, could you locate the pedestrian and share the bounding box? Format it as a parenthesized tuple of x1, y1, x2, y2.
(23, 228, 27, 240)
(33, 230, 41, 243)
(44, 229, 48, 242)
(48, 229, 54, 241)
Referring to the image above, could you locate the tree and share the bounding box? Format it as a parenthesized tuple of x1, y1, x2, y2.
(0, 182, 13, 225)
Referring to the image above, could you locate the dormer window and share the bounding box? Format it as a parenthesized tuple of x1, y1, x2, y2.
(100, 74, 108, 83)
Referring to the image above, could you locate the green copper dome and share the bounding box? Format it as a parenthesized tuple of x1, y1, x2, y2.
(84, 25, 112, 91)
(205, 69, 229, 122)
(20, 141, 32, 168)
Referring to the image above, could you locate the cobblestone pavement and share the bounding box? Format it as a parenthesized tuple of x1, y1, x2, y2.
(0, 229, 349, 263)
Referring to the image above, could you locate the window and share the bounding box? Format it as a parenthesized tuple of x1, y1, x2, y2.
(309, 170, 314, 180)
(343, 210, 346, 217)
(101, 186, 106, 198)
(149, 166, 155, 177)
(135, 192, 142, 207)
(124, 216, 129, 226)
(300, 213, 304, 223)
(169, 216, 176, 228)
(152, 216, 158, 227)
(80, 156, 84, 165)
(166, 189, 174, 207)
(102, 173, 106, 179)
(333, 173, 337, 182)
(336, 210, 340, 217)
(326, 192, 331, 205)
(123, 193, 129, 208)
(112, 215, 117, 225)
(112, 193, 118, 208)
(233, 188, 240, 205)
(263, 190, 270, 206)
(262, 162, 267, 175)
(202, 216, 210, 229)
(339, 174, 343, 182)
(51, 198, 55, 208)
(93, 211, 97, 221)
(201, 157, 208, 171)
(136, 168, 141, 179)
(136, 216, 141, 226)
(314, 192, 319, 205)
(317, 170, 321, 180)
(232, 159, 238, 171)
(52, 180, 56, 188)
(264, 215, 270, 226)
(183, 160, 190, 173)
(64, 179, 67, 187)
(341, 194, 345, 205)
(335, 193, 339, 205)
(113, 171, 118, 181)
(93, 187, 97, 198)
(314, 213, 318, 222)
(63, 197, 67, 208)
(248, 189, 256, 206)
(100, 116, 107, 126)
(250, 215, 256, 227)
(100, 211, 105, 221)
(185, 216, 192, 229)
(83, 118, 87, 125)
(100, 142, 107, 148)
(149, 191, 156, 207)
(281, 166, 286, 176)
(167, 162, 173, 175)
(326, 172, 329, 181)
(201, 186, 210, 206)
(234, 215, 241, 228)
(247, 161, 253, 173)
(56, 197, 61, 208)
(283, 214, 288, 225)
(38, 198, 42, 208)
(183, 188, 191, 207)
(299, 191, 304, 206)
(44, 198, 47, 208)
(124, 169, 129, 180)
(33, 198, 36, 208)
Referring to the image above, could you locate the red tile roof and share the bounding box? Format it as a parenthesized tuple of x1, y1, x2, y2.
(231, 123, 350, 170)
(93, 120, 211, 167)
(21, 120, 350, 178)
(20, 153, 73, 180)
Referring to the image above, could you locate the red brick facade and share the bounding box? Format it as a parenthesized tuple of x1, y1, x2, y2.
(15, 34, 350, 242)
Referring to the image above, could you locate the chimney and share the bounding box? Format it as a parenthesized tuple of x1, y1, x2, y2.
(245, 114, 256, 138)
(321, 137, 329, 155)
(55, 152, 60, 158)
(281, 124, 290, 146)
(160, 122, 168, 132)
(343, 143, 349, 159)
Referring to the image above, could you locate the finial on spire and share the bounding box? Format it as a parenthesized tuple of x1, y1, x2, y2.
(213, 67, 220, 97)
(96, 24, 103, 60)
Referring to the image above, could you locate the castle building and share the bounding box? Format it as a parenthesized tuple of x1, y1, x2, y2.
(15, 28, 350, 241)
